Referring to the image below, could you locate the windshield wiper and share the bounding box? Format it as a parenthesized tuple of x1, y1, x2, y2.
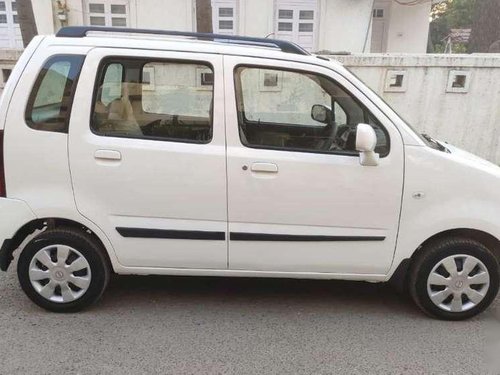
(421, 133, 449, 153)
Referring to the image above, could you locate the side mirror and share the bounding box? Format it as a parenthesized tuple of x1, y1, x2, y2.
(311, 104, 331, 124)
(356, 123, 379, 166)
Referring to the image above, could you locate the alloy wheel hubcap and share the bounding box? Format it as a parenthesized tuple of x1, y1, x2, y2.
(28, 245, 92, 303)
(427, 254, 490, 313)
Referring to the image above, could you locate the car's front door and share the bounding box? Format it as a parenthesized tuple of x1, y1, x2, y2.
(224, 56, 404, 275)
(69, 48, 227, 269)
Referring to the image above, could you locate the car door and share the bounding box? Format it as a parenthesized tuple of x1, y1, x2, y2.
(69, 48, 227, 269)
(224, 56, 404, 275)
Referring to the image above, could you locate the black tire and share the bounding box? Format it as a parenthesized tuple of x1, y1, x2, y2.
(409, 237, 500, 320)
(17, 228, 110, 312)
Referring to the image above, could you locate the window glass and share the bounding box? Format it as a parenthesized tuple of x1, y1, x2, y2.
(26, 55, 85, 133)
(33, 61, 71, 108)
(278, 9, 293, 19)
(0, 2, 5, 11)
(219, 20, 233, 29)
(333, 102, 347, 125)
(99, 63, 122, 105)
(299, 23, 313, 32)
(111, 17, 127, 26)
(278, 22, 293, 32)
(111, 4, 126, 14)
(89, 3, 104, 13)
(219, 7, 233, 17)
(299, 10, 313, 20)
(235, 67, 389, 156)
(90, 16, 105, 26)
(92, 59, 214, 143)
(0, 14, 6, 23)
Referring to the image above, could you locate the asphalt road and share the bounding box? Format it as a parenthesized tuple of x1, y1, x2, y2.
(0, 262, 499, 375)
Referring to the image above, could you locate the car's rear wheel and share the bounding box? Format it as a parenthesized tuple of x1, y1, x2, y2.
(17, 228, 110, 312)
(409, 237, 500, 320)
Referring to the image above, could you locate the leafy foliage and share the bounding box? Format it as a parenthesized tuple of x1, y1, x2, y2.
(428, 0, 476, 53)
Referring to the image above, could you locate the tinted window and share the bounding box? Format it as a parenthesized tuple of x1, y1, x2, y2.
(234, 66, 389, 156)
(92, 59, 214, 143)
(26, 55, 84, 133)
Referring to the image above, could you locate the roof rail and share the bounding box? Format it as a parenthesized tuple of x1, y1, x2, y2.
(56, 26, 310, 55)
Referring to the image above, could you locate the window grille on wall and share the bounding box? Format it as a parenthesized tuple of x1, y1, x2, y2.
(85, 1, 129, 27)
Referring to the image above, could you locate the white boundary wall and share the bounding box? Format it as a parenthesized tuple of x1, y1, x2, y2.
(331, 54, 500, 164)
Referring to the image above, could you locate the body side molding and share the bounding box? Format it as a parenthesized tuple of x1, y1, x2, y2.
(116, 227, 226, 240)
(230, 232, 386, 242)
(116, 228, 386, 242)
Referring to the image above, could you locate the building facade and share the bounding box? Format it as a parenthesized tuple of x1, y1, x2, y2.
(0, 0, 431, 53)
(210, 0, 432, 53)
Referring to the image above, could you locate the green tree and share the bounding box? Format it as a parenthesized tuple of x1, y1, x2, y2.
(428, 0, 476, 53)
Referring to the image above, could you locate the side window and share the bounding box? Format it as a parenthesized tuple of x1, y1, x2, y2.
(234, 66, 389, 156)
(99, 63, 123, 105)
(26, 55, 85, 133)
(333, 101, 347, 125)
(92, 59, 214, 144)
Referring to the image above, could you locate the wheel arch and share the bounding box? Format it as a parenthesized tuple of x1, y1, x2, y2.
(0, 217, 114, 272)
(413, 228, 500, 264)
(390, 228, 500, 291)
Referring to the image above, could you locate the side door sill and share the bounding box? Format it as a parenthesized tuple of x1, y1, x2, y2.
(111, 265, 388, 282)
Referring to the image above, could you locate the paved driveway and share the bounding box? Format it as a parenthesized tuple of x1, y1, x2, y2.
(0, 264, 499, 374)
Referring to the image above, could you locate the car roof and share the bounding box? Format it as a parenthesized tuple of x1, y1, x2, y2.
(42, 30, 344, 70)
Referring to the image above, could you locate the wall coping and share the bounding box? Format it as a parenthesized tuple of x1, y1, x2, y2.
(323, 53, 500, 68)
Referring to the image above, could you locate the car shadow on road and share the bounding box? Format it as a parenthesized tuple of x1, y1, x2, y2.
(99, 274, 425, 319)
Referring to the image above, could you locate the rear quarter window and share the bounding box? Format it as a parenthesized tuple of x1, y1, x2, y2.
(25, 55, 85, 133)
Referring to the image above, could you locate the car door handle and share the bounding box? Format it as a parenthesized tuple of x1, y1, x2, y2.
(94, 149, 122, 161)
(251, 162, 278, 173)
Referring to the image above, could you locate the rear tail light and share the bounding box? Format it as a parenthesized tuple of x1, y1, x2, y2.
(0, 130, 5, 197)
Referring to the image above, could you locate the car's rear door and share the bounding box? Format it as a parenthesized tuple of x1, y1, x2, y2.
(69, 48, 227, 269)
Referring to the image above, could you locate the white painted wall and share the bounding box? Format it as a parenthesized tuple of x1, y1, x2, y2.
(43, 0, 194, 32)
(238, 0, 274, 38)
(134, 0, 194, 31)
(32, 1, 56, 35)
(317, 0, 373, 53)
(65, 0, 84, 27)
(386, 1, 431, 53)
(331, 54, 500, 164)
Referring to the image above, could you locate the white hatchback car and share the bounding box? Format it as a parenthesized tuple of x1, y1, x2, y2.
(0, 27, 498, 319)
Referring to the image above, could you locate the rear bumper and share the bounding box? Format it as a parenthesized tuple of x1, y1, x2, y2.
(0, 198, 36, 270)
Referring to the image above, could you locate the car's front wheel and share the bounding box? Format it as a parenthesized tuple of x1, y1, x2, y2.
(17, 228, 110, 312)
(409, 237, 500, 320)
